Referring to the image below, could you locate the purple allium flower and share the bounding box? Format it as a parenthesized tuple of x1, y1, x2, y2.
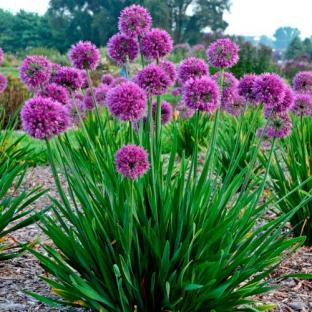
(135, 64, 170, 96)
(101, 73, 114, 85)
(106, 81, 147, 121)
(20, 56, 51, 90)
(50, 63, 62, 82)
(141, 28, 173, 60)
(183, 76, 219, 113)
(192, 44, 205, 52)
(223, 95, 246, 117)
(95, 84, 110, 106)
(79, 70, 89, 89)
(252, 73, 286, 107)
(266, 112, 292, 138)
(291, 93, 312, 116)
(264, 87, 294, 118)
(159, 60, 176, 86)
(172, 87, 182, 97)
(115, 144, 150, 180)
(21, 96, 69, 140)
(0, 48, 3, 66)
(83, 89, 95, 110)
(0, 74, 8, 93)
(212, 71, 238, 106)
(176, 102, 195, 119)
(292, 71, 312, 95)
(110, 77, 128, 88)
(207, 38, 239, 68)
(52, 66, 83, 91)
(118, 4, 152, 38)
(38, 83, 69, 105)
(68, 41, 100, 70)
(238, 73, 258, 104)
(107, 33, 139, 66)
(177, 57, 209, 84)
(67, 97, 86, 126)
(152, 101, 173, 125)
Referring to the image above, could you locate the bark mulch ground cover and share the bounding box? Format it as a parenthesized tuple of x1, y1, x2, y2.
(0, 166, 311, 311)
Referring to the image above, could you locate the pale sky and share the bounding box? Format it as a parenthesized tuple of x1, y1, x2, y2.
(0, 0, 311, 38)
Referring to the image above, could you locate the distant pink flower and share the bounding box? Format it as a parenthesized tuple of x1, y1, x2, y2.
(178, 57, 209, 84)
(101, 74, 114, 86)
(106, 81, 147, 121)
(176, 102, 195, 119)
(0, 74, 8, 93)
(207, 38, 239, 68)
(107, 33, 139, 65)
(292, 71, 312, 95)
(69, 41, 100, 70)
(110, 77, 128, 88)
(223, 95, 246, 117)
(152, 101, 173, 125)
(183, 76, 219, 113)
(20, 56, 51, 90)
(79, 70, 89, 89)
(21, 96, 69, 139)
(291, 93, 312, 116)
(266, 112, 292, 138)
(118, 4, 152, 38)
(141, 28, 173, 60)
(172, 87, 182, 97)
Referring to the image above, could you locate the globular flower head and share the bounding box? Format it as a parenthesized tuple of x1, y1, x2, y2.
(292, 71, 312, 95)
(79, 70, 89, 89)
(178, 57, 209, 84)
(172, 87, 182, 97)
(110, 76, 128, 88)
(264, 87, 294, 118)
(115, 144, 150, 180)
(223, 95, 246, 117)
(207, 38, 239, 68)
(266, 112, 292, 138)
(118, 4, 152, 38)
(252, 73, 286, 107)
(0, 48, 3, 65)
(67, 96, 86, 126)
(291, 93, 312, 116)
(21, 96, 69, 140)
(83, 89, 95, 110)
(38, 83, 69, 105)
(152, 101, 173, 125)
(107, 33, 139, 66)
(0, 74, 8, 93)
(238, 73, 258, 104)
(106, 81, 147, 121)
(135, 64, 170, 96)
(101, 73, 114, 85)
(212, 71, 238, 106)
(176, 102, 195, 119)
(183, 76, 219, 113)
(68, 41, 100, 70)
(52, 66, 83, 91)
(95, 84, 110, 106)
(141, 28, 173, 60)
(20, 56, 51, 90)
(159, 60, 176, 86)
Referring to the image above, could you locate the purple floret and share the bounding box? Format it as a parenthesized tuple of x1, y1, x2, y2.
(178, 57, 209, 84)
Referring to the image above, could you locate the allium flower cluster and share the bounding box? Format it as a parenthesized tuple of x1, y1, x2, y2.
(264, 87, 294, 118)
(212, 71, 238, 106)
(292, 71, 312, 95)
(0, 48, 3, 66)
(20, 56, 51, 89)
(178, 57, 209, 84)
(238, 73, 258, 104)
(106, 81, 147, 121)
(223, 95, 246, 117)
(118, 4, 152, 38)
(52, 66, 83, 91)
(172, 87, 182, 97)
(183, 76, 219, 113)
(141, 28, 173, 60)
(152, 101, 173, 125)
(207, 38, 239, 68)
(79, 70, 89, 89)
(291, 93, 312, 116)
(101, 74, 114, 85)
(110, 77, 128, 88)
(107, 33, 139, 65)
(176, 102, 195, 119)
(21, 96, 69, 139)
(135, 64, 170, 96)
(159, 60, 176, 86)
(95, 84, 110, 106)
(0, 74, 8, 93)
(67, 97, 86, 126)
(266, 112, 292, 138)
(252, 73, 286, 107)
(69, 41, 100, 70)
(38, 83, 69, 105)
